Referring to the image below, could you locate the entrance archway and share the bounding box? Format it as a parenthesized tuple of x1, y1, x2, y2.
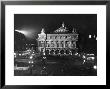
(60, 50, 64, 54)
(46, 50, 49, 55)
(65, 50, 70, 54)
(50, 50, 54, 55)
(55, 50, 59, 55)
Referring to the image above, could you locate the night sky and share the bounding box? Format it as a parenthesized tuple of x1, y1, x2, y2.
(14, 14, 97, 34)
(14, 14, 97, 53)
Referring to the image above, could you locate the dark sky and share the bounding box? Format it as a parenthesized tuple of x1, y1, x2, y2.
(14, 14, 97, 52)
(14, 14, 97, 34)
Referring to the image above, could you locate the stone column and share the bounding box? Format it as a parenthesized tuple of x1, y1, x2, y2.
(58, 41, 61, 48)
(70, 41, 72, 48)
(50, 41, 52, 48)
(54, 41, 56, 48)
(72, 41, 76, 48)
(75, 42, 76, 48)
(53, 49, 55, 55)
(49, 49, 50, 55)
(58, 49, 60, 55)
(64, 41, 65, 48)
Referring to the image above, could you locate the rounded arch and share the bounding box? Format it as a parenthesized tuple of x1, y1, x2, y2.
(46, 49, 49, 55)
(60, 50, 64, 54)
(50, 49, 55, 55)
(65, 50, 70, 54)
(55, 50, 59, 55)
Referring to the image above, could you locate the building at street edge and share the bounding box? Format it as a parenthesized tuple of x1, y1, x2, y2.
(37, 22, 78, 56)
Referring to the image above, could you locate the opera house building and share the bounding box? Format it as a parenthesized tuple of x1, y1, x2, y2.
(37, 22, 78, 56)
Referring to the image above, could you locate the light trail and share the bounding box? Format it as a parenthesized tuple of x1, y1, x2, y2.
(15, 29, 36, 39)
(15, 30, 29, 35)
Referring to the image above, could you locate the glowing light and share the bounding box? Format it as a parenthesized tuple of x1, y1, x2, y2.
(32, 54, 34, 56)
(53, 52, 55, 55)
(75, 52, 78, 55)
(15, 29, 36, 39)
(83, 60, 86, 64)
(14, 53, 16, 56)
(87, 57, 95, 60)
(30, 56, 33, 59)
(15, 30, 28, 35)
(93, 65, 97, 70)
(43, 67, 46, 69)
(19, 54, 21, 56)
(29, 61, 31, 64)
(94, 35, 95, 38)
(89, 35, 91, 38)
(22, 53, 25, 56)
(43, 52, 46, 55)
(31, 61, 33, 63)
(14, 55, 16, 58)
(43, 57, 46, 59)
(78, 54, 80, 56)
(82, 55, 86, 59)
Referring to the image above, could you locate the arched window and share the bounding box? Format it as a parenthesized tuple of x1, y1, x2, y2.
(56, 41, 59, 47)
(60, 41, 64, 47)
(46, 41, 50, 47)
(65, 41, 69, 47)
(41, 41, 45, 47)
(51, 41, 54, 47)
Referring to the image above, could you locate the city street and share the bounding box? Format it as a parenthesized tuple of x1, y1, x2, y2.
(14, 55, 97, 76)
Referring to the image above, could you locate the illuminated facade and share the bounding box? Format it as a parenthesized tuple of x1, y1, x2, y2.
(37, 22, 78, 55)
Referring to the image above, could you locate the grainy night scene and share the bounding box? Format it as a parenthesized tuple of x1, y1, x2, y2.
(14, 14, 97, 76)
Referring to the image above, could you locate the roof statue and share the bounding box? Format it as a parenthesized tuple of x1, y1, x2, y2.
(54, 22, 68, 33)
(62, 22, 65, 27)
(72, 28, 77, 33)
(41, 28, 45, 34)
(38, 28, 46, 40)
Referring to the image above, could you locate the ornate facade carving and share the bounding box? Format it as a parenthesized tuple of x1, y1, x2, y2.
(37, 22, 78, 56)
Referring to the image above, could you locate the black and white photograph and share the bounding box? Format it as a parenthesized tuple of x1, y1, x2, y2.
(14, 14, 97, 76)
(4, 4, 107, 85)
